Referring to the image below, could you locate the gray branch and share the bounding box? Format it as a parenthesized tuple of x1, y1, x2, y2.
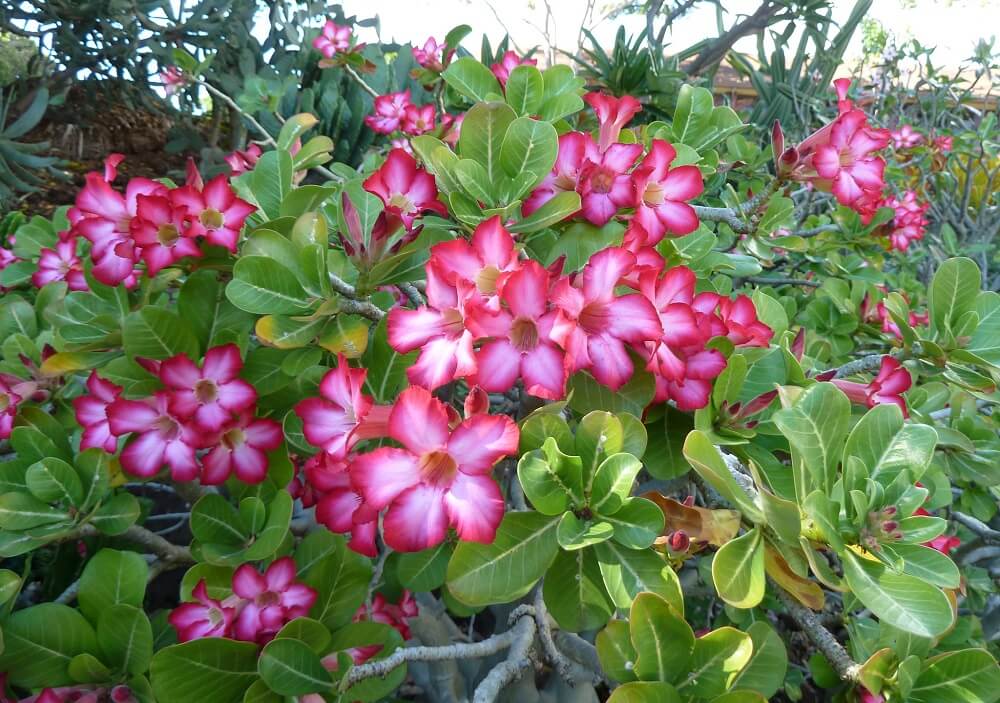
(472, 614, 537, 703)
(775, 586, 861, 683)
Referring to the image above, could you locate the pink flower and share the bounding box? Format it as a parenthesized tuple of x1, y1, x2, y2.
(170, 175, 256, 252)
(883, 190, 929, 252)
(363, 148, 449, 233)
(577, 143, 643, 226)
(387, 264, 478, 390)
(933, 134, 953, 152)
(523, 131, 597, 217)
(32, 238, 87, 291)
(159, 344, 257, 433)
(832, 356, 911, 416)
(129, 193, 201, 275)
(429, 216, 519, 310)
(168, 580, 236, 643)
(549, 247, 663, 390)
(389, 137, 414, 155)
(313, 20, 354, 58)
(858, 688, 884, 703)
(412, 37, 452, 72)
(926, 533, 961, 555)
(796, 110, 890, 210)
(224, 143, 263, 176)
(294, 354, 390, 458)
(490, 51, 536, 87)
(348, 592, 418, 662)
(107, 392, 206, 481)
(72, 372, 123, 452)
(833, 77, 853, 113)
(306, 452, 378, 557)
(231, 558, 317, 645)
(890, 124, 923, 149)
(584, 92, 642, 152)
(441, 112, 464, 147)
(350, 386, 518, 551)
(632, 140, 705, 242)
(160, 66, 188, 95)
(365, 90, 412, 134)
(401, 103, 436, 136)
(698, 294, 775, 347)
(466, 260, 568, 399)
(201, 414, 283, 485)
(0, 375, 23, 440)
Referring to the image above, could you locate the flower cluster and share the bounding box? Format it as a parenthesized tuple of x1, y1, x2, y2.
(347, 591, 418, 663)
(364, 89, 462, 148)
(831, 356, 912, 415)
(860, 289, 929, 339)
(881, 190, 930, 252)
(890, 124, 923, 150)
(412, 36, 454, 73)
(294, 355, 519, 553)
(785, 79, 891, 221)
(74, 345, 282, 484)
(525, 93, 704, 239)
(11, 685, 138, 703)
(68, 156, 255, 285)
(169, 558, 317, 646)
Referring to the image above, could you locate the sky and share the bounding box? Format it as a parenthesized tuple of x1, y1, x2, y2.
(333, 0, 998, 70)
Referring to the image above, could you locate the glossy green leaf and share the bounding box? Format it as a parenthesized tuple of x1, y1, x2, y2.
(227, 256, 313, 315)
(543, 547, 614, 632)
(630, 592, 694, 682)
(910, 648, 1000, 703)
(517, 437, 583, 514)
(0, 603, 98, 688)
(773, 383, 851, 499)
(98, 604, 153, 676)
(26, 458, 83, 506)
(442, 57, 503, 102)
(78, 549, 148, 623)
(712, 528, 766, 609)
(591, 453, 643, 515)
(499, 116, 558, 194)
(150, 639, 259, 703)
(504, 65, 544, 115)
(608, 682, 682, 703)
(682, 431, 763, 522)
(730, 621, 787, 699)
(594, 540, 683, 611)
(929, 257, 980, 337)
(556, 511, 614, 550)
(258, 638, 332, 696)
(457, 101, 516, 185)
(123, 307, 200, 361)
(677, 627, 754, 698)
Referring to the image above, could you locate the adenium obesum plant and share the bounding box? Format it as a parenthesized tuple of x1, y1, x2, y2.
(0, 20, 995, 703)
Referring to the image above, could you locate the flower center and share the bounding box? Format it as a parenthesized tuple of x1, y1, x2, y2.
(578, 302, 610, 334)
(839, 150, 855, 168)
(0, 393, 9, 413)
(194, 378, 218, 403)
(439, 308, 466, 337)
(200, 208, 225, 230)
(589, 168, 614, 194)
(510, 316, 539, 352)
(388, 192, 414, 214)
(157, 223, 180, 247)
(257, 591, 281, 608)
(207, 606, 225, 627)
(476, 265, 501, 294)
(554, 173, 578, 191)
(418, 450, 458, 486)
(153, 414, 181, 440)
(643, 181, 665, 206)
(221, 427, 245, 450)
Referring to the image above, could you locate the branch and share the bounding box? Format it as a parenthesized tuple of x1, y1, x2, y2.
(532, 587, 576, 685)
(342, 610, 536, 690)
(832, 353, 889, 379)
(951, 511, 1000, 545)
(774, 586, 861, 684)
(194, 77, 278, 150)
(472, 611, 537, 703)
(79, 524, 194, 565)
(343, 64, 380, 99)
(741, 276, 821, 288)
(692, 205, 751, 233)
(339, 298, 386, 321)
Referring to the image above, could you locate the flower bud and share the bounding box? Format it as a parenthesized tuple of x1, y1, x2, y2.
(771, 120, 785, 162)
(882, 505, 897, 517)
(881, 520, 898, 533)
(669, 531, 691, 552)
(777, 146, 800, 175)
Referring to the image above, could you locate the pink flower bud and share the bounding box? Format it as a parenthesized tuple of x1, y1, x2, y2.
(669, 531, 691, 552)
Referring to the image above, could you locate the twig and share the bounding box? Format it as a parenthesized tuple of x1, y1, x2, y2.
(398, 282, 425, 307)
(195, 77, 278, 149)
(365, 543, 391, 617)
(832, 353, 889, 379)
(343, 64, 380, 98)
(532, 586, 575, 685)
(692, 205, 751, 233)
(742, 276, 821, 288)
(472, 613, 537, 703)
(339, 298, 386, 321)
(774, 586, 861, 683)
(78, 524, 194, 565)
(341, 610, 536, 690)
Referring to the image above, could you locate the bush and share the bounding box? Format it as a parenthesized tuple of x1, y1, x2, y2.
(0, 12, 997, 703)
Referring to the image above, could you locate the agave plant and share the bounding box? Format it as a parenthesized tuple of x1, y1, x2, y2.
(0, 86, 58, 206)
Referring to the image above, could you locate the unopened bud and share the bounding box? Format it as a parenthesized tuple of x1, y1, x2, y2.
(669, 531, 690, 552)
(882, 506, 897, 517)
(881, 520, 899, 533)
(771, 120, 785, 161)
(778, 146, 800, 175)
(683, 495, 695, 507)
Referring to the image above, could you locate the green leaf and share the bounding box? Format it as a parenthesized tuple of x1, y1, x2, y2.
(0, 603, 98, 688)
(328, 621, 406, 702)
(296, 532, 371, 631)
(122, 307, 199, 361)
(90, 492, 141, 535)
(68, 653, 112, 683)
(98, 604, 153, 676)
(0, 492, 70, 530)
(76, 448, 111, 513)
(841, 551, 954, 637)
(604, 497, 664, 549)
(843, 403, 937, 490)
(446, 511, 559, 606)
(274, 618, 331, 654)
(591, 453, 643, 515)
(608, 682, 682, 703)
(0, 568, 20, 606)
(538, 64, 585, 121)
(929, 257, 981, 337)
(712, 528, 766, 609)
(594, 540, 683, 611)
(910, 649, 1000, 703)
(505, 65, 545, 115)
(252, 150, 294, 220)
(884, 543, 961, 589)
(362, 316, 416, 403)
(517, 437, 583, 515)
(682, 431, 764, 522)
(397, 542, 451, 592)
(630, 592, 694, 683)
(556, 511, 614, 550)
(597, 619, 638, 683)
(277, 113, 318, 151)
(242, 490, 292, 561)
(568, 368, 656, 418)
(180, 270, 253, 353)
(150, 639, 260, 703)
(191, 494, 248, 545)
(78, 549, 148, 623)
(772, 383, 851, 500)
(442, 57, 504, 102)
(677, 627, 754, 698)
(227, 256, 314, 315)
(509, 190, 581, 233)
(519, 411, 573, 455)
(671, 85, 715, 145)
(543, 547, 614, 632)
(26, 458, 83, 506)
(499, 116, 558, 195)
(966, 291, 1000, 365)
(730, 621, 787, 699)
(458, 101, 516, 185)
(258, 638, 332, 696)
